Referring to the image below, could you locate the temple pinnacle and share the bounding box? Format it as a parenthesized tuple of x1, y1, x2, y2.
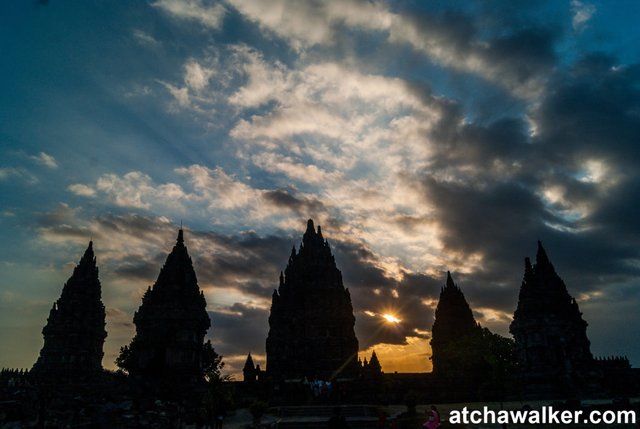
(536, 240, 550, 266)
(446, 271, 455, 288)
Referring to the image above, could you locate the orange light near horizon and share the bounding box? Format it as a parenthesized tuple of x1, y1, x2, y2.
(382, 313, 401, 324)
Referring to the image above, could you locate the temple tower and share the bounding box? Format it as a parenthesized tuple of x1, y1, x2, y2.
(266, 219, 359, 380)
(243, 353, 257, 382)
(430, 272, 480, 374)
(361, 351, 382, 379)
(510, 241, 595, 396)
(32, 241, 107, 380)
(126, 229, 211, 382)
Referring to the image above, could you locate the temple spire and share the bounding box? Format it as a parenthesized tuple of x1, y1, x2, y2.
(243, 353, 255, 370)
(85, 240, 94, 256)
(446, 271, 456, 289)
(177, 228, 184, 245)
(536, 240, 550, 267)
(78, 240, 95, 268)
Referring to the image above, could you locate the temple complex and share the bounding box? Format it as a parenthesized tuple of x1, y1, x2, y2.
(3, 226, 640, 426)
(266, 220, 360, 381)
(510, 241, 597, 396)
(31, 241, 107, 381)
(124, 229, 211, 384)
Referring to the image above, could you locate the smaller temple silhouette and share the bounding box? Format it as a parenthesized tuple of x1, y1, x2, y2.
(31, 241, 107, 381)
(266, 219, 360, 381)
(121, 229, 211, 384)
(510, 241, 597, 397)
(242, 353, 263, 382)
(359, 351, 382, 379)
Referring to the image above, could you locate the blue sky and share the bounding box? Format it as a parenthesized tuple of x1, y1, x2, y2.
(1, 0, 639, 377)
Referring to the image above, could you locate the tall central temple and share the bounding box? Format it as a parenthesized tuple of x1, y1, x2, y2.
(266, 220, 359, 380)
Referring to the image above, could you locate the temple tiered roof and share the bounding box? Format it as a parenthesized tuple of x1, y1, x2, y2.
(32, 241, 107, 380)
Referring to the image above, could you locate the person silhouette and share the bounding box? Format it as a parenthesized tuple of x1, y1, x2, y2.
(423, 405, 441, 429)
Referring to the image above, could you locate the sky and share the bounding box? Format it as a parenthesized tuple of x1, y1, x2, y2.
(1, 0, 640, 379)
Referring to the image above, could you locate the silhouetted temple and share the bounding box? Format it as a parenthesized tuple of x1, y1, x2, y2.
(31, 241, 106, 380)
(430, 271, 479, 375)
(510, 241, 596, 396)
(124, 229, 210, 383)
(266, 219, 359, 380)
(360, 351, 382, 379)
(243, 353, 263, 382)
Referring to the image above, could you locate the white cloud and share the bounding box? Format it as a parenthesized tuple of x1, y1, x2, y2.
(226, 0, 389, 51)
(0, 167, 38, 184)
(158, 56, 219, 111)
(571, 0, 596, 31)
(71, 171, 187, 210)
(132, 29, 162, 48)
(67, 183, 97, 197)
(153, 0, 226, 30)
(175, 164, 261, 211)
(227, 49, 440, 179)
(184, 59, 216, 92)
(30, 152, 58, 169)
(0, 168, 19, 180)
(158, 80, 191, 108)
(251, 152, 342, 185)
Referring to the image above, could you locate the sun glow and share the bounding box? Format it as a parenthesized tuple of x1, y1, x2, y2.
(382, 313, 401, 324)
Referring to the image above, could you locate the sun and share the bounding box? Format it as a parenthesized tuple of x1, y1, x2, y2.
(382, 313, 401, 324)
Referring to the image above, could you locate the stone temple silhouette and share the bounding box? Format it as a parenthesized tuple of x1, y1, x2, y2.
(266, 219, 359, 380)
(123, 229, 210, 383)
(430, 271, 479, 375)
(510, 241, 596, 396)
(32, 241, 107, 380)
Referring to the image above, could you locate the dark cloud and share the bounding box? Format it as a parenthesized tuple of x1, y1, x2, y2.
(94, 213, 172, 239)
(399, 5, 560, 93)
(420, 178, 550, 262)
(536, 54, 640, 165)
(193, 230, 293, 296)
(398, 44, 640, 364)
(262, 189, 327, 215)
(207, 303, 269, 357)
(485, 28, 557, 84)
(36, 204, 79, 227)
(113, 253, 165, 281)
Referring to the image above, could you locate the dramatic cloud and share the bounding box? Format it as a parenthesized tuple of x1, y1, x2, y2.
(227, 0, 559, 98)
(2, 1, 640, 375)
